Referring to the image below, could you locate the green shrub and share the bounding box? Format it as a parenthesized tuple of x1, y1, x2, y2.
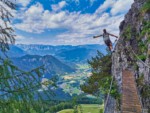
(141, 84, 150, 98)
(137, 21, 150, 60)
(136, 74, 144, 86)
(136, 74, 150, 105)
(141, 0, 150, 14)
(80, 51, 121, 109)
(141, 21, 150, 37)
(138, 55, 147, 61)
(122, 25, 131, 40)
(134, 64, 139, 71)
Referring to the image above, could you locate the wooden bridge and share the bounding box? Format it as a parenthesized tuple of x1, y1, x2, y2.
(122, 70, 142, 113)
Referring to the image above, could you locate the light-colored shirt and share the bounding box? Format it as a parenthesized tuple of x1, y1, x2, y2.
(103, 33, 110, 41)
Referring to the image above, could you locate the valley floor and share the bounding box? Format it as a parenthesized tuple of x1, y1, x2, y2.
(58, 64, 91, 96)
(57, 104, 104, 113)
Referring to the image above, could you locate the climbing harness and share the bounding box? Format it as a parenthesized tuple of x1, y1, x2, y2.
(103, 76, 114, 113)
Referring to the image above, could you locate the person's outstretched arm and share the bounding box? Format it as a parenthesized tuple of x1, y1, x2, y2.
(108, 33, 118, 38)
(93, 34, 103, 38)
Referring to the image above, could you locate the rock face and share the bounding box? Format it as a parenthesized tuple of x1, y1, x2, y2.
(106, 0, 150, 112)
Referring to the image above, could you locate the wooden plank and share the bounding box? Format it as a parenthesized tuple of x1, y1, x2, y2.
(122, 70, 142, 113)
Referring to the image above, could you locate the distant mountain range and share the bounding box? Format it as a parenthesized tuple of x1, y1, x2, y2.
(8, 45, 27, 57)
(17, 44, 106, 55)
(55, 47, 98, 63)
(2, 44, 106, 77)
(11, 55, 75, 78)
(16, 44, 106, 63)
(0, 45, 26, 58)
(1, 44, 107, 100)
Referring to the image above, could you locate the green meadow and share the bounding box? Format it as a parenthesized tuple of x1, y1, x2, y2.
(58, 104, 104, 113)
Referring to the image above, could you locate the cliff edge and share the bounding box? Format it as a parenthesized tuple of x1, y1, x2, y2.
(106, 0, 150, 112)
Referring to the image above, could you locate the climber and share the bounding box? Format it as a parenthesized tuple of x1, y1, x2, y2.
(93, 29, 118, 51)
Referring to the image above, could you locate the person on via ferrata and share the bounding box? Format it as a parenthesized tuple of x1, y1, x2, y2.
(93, 29, 118, 51)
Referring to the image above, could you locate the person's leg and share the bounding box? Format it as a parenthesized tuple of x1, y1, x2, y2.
(109, 43, 113, 51)
(108, 45, 112, 51)
(105, 40, 113, 51)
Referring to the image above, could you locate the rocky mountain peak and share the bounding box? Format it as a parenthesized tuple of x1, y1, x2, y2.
(105, 0, 150, 112)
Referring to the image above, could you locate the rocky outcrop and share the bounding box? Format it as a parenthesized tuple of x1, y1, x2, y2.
(106, 0, 150, 112)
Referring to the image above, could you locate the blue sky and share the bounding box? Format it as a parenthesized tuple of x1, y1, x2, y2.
(12, 0, 133, 45)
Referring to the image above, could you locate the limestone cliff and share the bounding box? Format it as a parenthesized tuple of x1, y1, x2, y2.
(106, 0, 150, 112)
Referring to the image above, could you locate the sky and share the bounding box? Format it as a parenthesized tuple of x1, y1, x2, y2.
(12, 0, 134, 45)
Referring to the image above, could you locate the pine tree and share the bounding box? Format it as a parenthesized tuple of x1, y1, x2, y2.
(80, 51, 120, 100)
(0, 1, 55, 113)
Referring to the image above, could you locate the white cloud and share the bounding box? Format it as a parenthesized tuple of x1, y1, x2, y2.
(95, 0, 116, 14)
(111, 0, 134, 15)
(95, 0, 134, 15)
(89, 0, 96, 5)
(51, 1, 67, 12)
(16, 35, 25, 39)
(16, 0, 31, 7)
(14, 0, 134, 45)
(15, 3, 45, 33)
